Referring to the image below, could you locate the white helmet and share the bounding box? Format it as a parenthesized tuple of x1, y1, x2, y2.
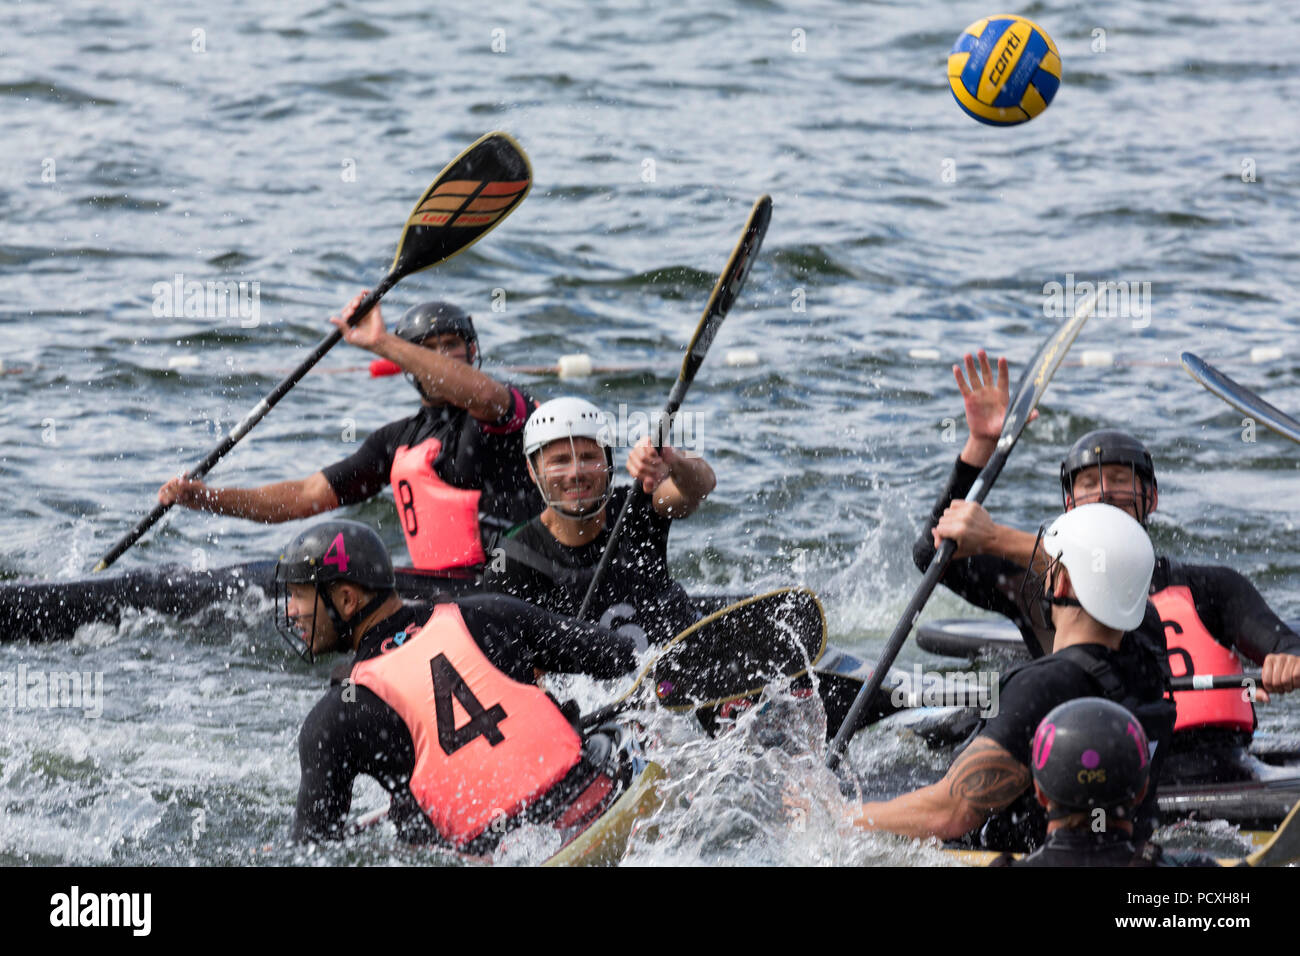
(524, 397, 609, 457)
(1037, 503, 1154, 631)
(523, 397, 613, 517)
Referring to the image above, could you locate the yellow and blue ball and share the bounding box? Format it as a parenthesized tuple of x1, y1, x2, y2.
(948, 15, 1061, 126)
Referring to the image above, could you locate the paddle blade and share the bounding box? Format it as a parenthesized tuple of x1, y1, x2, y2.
(389, 131, 533, 281)
(651, 587, 827, 711)
(676, 194, 773, 391)
(1243, 799, 1300, 867)
(1182, 351, 1300, 445)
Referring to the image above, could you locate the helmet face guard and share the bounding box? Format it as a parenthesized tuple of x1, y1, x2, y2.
(1020, 523, 1082, 634)
(1062, 461, 1156, 524)
(527, 437, 614, 519)
(274, 563, 328, 663)
(523, 398, 615, 519)
(1059, 431, 1157, 524)
(272, 521, 397, 661)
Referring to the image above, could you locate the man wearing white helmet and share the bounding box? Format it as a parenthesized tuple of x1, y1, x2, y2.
(851, 504, 1176, 853)
(482, 396, 716, 645)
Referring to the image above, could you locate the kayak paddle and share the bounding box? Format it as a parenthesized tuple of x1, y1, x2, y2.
(579, 586, 827, 730)
(94, 132, 532, 572)
(1181, 351, 1300, 445)
(1170, 671, 1264, 692)
(825, 290, 1098, 770)
(575, 194, 773, 620)
(1239, 798, 1300, 867)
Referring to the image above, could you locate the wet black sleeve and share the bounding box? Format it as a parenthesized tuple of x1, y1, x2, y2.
(912, 455, 1041, 652)
(292, 684, 415, 842)
(320, 419, 407, 506)
(630, 483, 673, 548)
(980, 660, 1097, 766)
(453, 593, 640, 682)
(1183, 564, 1300, 662)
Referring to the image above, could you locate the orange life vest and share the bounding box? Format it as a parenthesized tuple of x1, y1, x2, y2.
(390, 437, 485, 570)
(1150, 584, 1255, 733)
(350, 603, 583, 847)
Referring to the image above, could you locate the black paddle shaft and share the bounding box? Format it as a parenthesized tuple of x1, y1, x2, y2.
(824, 292, 1097, 770)
(823, 459, 1006, 769)
(575, 195, 772, 621)
(575, 384, 687, 622)
(94, 280, 396, 571)
(1170, 671, 1263, 692)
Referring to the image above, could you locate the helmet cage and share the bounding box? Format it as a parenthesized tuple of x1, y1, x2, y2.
(273, 564, 386, 663)
(1062, 460, 1155, 524)
(1021, 523, 1083, 633)
(274, 561, 330, 664)
(527, 435, 614, 519)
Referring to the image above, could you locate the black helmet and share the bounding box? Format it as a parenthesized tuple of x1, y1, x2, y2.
(1060, 429, 1157, 523)
(395, 301, 479, 365)
(1029, 697, 1151, 819)
(273, 520, 396, 661)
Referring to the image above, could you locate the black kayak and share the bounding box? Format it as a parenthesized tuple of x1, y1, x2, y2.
(0, 560, 764, 645)
(0, 560, 485, 644)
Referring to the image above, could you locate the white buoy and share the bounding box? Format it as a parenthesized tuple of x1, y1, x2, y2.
(168, 355, 200, 369)
(725, 349, 760, 367)
(557, 353, 593, 379)
(1079, 349, 1115, 367)
(1251, 346, 1283, 364)
(908, 348, 941, 361)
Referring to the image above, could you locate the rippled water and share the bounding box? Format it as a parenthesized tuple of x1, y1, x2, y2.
(2, 0, 1299, 864)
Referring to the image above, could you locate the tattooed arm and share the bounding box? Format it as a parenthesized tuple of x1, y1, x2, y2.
(851, 736, 1030, 841)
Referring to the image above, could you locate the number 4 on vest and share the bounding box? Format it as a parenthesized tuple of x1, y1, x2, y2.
(431, 653, 508, 754)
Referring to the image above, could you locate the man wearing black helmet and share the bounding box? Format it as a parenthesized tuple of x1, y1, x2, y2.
(916, 350, 1300, 751)
(276, 519, 644, 849)
(159, 292, 540, 572)
(990, 698, 1214, 867)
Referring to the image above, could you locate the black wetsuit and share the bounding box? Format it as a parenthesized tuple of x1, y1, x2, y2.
(992, 829, 1217, 867)
(970, 642, 1175, 853)
(292, 594, 638, 846)
(481, 486, 699, 645)
(321, 388, 541, 541)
